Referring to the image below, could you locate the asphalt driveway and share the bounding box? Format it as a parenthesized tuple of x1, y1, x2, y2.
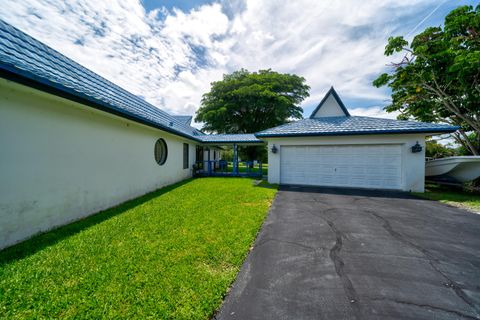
(216, 186, 480, 320)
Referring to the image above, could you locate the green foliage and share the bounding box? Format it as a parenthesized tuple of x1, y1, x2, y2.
(239, 145, 268, 163)
(0, 178, 277, 319)
(221, 148, 234, 162)
(221, 147, 268, 164)
(384, 36, 409, 55)
(456, 132, 480, 155)
(374, 5, 480, 155)
(196, 69, 309, 133)
(414, 185, 480, 212)
(196, 69, 309, 161)
(425, 139, 455, 158)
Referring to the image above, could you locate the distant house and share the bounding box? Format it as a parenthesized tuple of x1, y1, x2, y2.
(0, 20, 456, 250)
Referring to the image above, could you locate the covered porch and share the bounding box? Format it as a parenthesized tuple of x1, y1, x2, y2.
(194, 134, 266, 178)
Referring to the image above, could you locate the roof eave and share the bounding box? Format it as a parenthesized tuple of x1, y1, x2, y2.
(255, 128, 458, 138)
(200, 140, 265, 144)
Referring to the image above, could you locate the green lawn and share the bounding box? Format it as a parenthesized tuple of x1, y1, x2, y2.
(0, 178, 277, 319)
(414, 185, 480, 213)
(225, 162, 268, 175)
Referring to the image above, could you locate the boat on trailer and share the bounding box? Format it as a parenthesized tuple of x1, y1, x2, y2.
(425, 156, 480, 183)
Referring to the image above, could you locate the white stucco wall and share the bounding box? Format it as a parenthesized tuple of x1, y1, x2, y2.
(203, 148, 220, 161)
(266, 134, 427, 192)
(312, 94, 346, 117)
(0, 79, 197, 249)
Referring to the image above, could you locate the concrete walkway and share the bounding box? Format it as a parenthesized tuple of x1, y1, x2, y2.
(216, 186, 480, 320)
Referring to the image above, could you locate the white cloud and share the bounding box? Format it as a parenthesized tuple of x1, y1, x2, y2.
(0, 0, 452, 124)
(0, 0, 229, 117)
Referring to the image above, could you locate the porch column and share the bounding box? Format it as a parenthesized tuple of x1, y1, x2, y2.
(207, 147, 212, 174)
(233, 143, 238, 175)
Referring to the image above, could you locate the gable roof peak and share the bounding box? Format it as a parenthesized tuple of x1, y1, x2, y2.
(309, 86, 350, 118)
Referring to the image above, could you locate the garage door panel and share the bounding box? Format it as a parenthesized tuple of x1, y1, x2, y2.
(351, 177, 367, 186)
(384, 167, 400, 175)
(367, 179, 383, 187)
(280, 144, 403, 190)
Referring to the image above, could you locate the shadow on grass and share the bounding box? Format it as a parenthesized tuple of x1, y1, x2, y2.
(0, 178, 194, 266)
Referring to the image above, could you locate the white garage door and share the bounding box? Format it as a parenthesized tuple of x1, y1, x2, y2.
(280, 145, 403, 190)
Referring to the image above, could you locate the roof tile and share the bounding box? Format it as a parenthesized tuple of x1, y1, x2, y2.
(200, 134, 263, 144)
(256, 116, 458, 137)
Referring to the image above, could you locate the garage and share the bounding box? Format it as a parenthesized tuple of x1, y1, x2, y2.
(256, 87, 457, 192)
(280, 144, 402, 189)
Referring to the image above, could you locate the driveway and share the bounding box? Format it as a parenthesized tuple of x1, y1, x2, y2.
(216, 186, 480, 320)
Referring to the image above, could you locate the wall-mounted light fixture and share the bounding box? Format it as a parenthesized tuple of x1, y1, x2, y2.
(411, 141, 422, 153)
(271, 144, 278, 154)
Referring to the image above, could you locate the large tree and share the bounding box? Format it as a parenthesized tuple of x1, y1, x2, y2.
(195, 69, 310, 160)
(373, 5, 480, 155)
(195, 69, 310, 133)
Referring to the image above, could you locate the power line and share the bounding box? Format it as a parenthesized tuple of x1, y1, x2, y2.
(405, 0, 449, 38)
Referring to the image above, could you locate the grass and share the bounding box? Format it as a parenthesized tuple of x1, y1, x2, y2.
(225, 162, 268, 175)
(414, 184, 480, 213)
(0, 178, 277, 319)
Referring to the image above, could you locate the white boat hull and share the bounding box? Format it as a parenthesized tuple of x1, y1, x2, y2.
(425, 156, 480, 182)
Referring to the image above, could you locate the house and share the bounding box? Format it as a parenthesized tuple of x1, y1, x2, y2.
(257, 87, 457, 191)
(0, 21, 262, 249)
(0, 20, 456, 250)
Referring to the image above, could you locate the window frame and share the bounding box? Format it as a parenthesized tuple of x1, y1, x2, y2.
(183, 143, 189, 169)
(154, 138, 168, 166)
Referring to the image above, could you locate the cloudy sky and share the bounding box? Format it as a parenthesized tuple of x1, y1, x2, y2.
(1, 0, 476, 124)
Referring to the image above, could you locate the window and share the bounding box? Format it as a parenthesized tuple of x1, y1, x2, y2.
(183, 143, 189, 169)
(154, 138, 168, 165)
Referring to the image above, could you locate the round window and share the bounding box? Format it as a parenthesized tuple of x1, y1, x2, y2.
(154, 138, 168, 165)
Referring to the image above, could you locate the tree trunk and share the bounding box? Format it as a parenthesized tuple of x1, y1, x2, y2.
(458, 129, 480, 155)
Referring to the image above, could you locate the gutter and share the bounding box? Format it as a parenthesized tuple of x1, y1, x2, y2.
(254, 128, 459, 138)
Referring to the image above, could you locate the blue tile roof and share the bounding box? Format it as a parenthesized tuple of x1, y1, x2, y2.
(255, 116, 458, 137)
(200, 134, 264, 144)
(0, 20, 206, 140)
(172, 115, 193, 126)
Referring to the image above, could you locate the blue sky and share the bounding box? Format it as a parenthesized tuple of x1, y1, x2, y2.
(1, 0, 478, 124)
(142, 0, 214, 12)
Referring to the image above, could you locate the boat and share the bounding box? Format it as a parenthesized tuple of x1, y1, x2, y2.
(425, 156, 480, 182)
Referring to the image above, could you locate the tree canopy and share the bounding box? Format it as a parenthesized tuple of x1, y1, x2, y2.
(425, 139, 455, 159)
(195, 69, 310, 134)
(373, 5, 480, 155)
